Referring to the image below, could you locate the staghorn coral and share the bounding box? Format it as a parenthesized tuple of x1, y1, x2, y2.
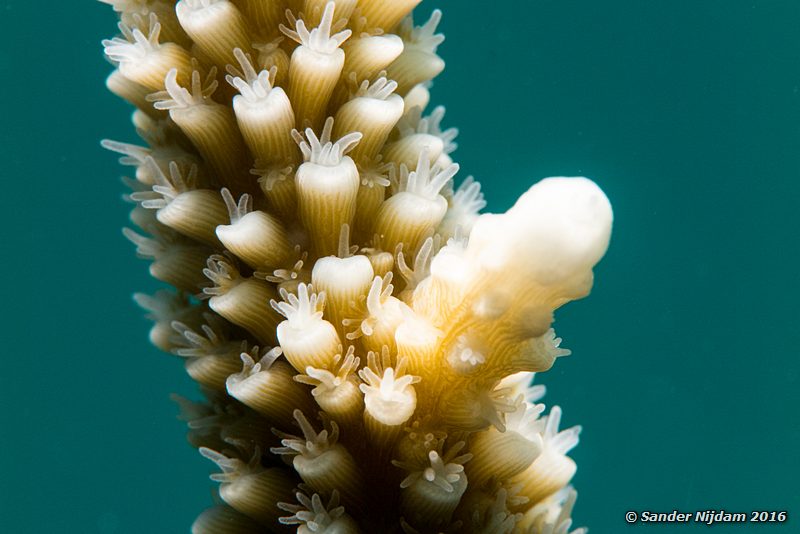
(101, 1, 612, 532)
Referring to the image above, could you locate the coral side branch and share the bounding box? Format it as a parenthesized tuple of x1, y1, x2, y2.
(102, 1, 613, 532)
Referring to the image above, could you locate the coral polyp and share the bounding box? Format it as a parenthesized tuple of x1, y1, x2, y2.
(102, 1, 612, 532)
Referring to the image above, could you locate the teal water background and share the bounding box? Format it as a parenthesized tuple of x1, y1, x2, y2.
(1, 1, 798, 532)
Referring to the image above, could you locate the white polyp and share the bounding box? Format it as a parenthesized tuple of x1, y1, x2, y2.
(399, 448, 469, 493)
(394, 422, 445, 466)
(283, 6, 348, 130)
(103, 12, 194, 90)
(385, 11, 446, 93)
(226, 48, 277, 103)
(497, 372, 547, 404)
(467, 402, 545, 488)
(338, 80, 405, 136)
(116, 1, 190, 46)
(272, 411, 366, 513)
(171, 315, 236, 357)
(334, 86, 404, 163)
(345, 273, 404, 350)
(435, 152, 454, 172)
(133, 289, 199, 351)
(226, 47, 296, 164)
(278, 490, 359, 533)
(397, 237, 435, 294)
(126, 203, 157, 234)
(254, 37, 289, 79)
(219, 186, 249, 225)
(293, 119, 362, 256)
(271, 282, 324, 330)
(366, 275, 399, 331)
(510, 406, 581, 507)
(133, 289, 192, 322)
(129, 158, 196, 209)
(170, 392, 218, 426)
(106, 70, 157, 115)
(225, 347, 313, 420)
(401, 148, 458, 200)
(226, 346, 283, 386)
(453, 176, 484, 209)
(101, 138, 149, 166)
(518, 487, 584, 534)
(175, 0, 253, 67)
(299, 364, 341, 396)
(202, 254, 241, 296)
(200, 446, 295, 525)
(373, 149, 455, 252)
(272, 410, 337, 458)
(122, 227, 166, 259)
(296, 346, 360, 397)
(399, 105, 458, 155)
(460, 486, 522, 534)
(153, 187, 227, 247)
(129, 111, 182, 147)
(102, 139, 165, 184)
(253, 36, 283, 59)
(204, 271, 280, 346)
(396, 443, 471, 528)
(102, 13, 161, 64)
(294, 352, 364, 438)
(253, 163, 297, 220)
(420, 106, 458, 154)
(272, 283, 341, 371)
(280, 1, 352, 54)
(293, 117, 362, 167)
(357, 76, 399, 100)
(200, 446, 255, 484)
(438, 176, 486, 238)
(183, 349, 249, 391)
(443, 385, 519, 432)
(263, 245, 311, 291)
(125, 225, 210, 291)
(217, 189, 291, 269)
(401, 9, 445, 53)
(541, 406, 581, 456)
(151, 68, 218, 110)
(359, 366, 419, 426)
(446, 333, 487, 375)
(254, 164, 293, 193)
(533, 329, 572, 362)
(505, 397, 546, 436)
(361, 162, 394, 192)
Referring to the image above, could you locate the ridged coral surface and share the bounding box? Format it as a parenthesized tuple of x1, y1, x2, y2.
(101, 1, 612, 531)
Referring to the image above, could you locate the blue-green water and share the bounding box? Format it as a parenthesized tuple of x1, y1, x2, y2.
(1, 1, 798, 532)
